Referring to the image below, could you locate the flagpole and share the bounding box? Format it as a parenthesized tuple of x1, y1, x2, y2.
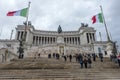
(24, 2, 31, 41)
(10, 30, 14, 40)
(26, 2, 31, 25)
(99, 32, 102, 42)
(100, 5, 111, 42)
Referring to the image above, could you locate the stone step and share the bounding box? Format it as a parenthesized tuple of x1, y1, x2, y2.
(0, 57, 119, 80)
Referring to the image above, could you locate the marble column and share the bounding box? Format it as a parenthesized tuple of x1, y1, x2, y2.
(48, 37, 50, 44)
(77, 37, 79, 45)
(38, 37, 40, 45)
(88, 33, 91, 43)
(71, 37, 73, 44)
(46, 37, 48, 44)
(43, 37, 45, 44)
(68, 37, 70, 44)
(73, 37, 75, 44)
(17, 31, 20, 40)
(19, 31, 21, 40)
(36, 36, 38, 45)
(79, 37, 81, 45)
(51, 37, 53, 44)
(93, 33, 95, 41)
(32, 36, 35, 45)
(34, 36, 36, 45)
(50, 37, 52, 44)
(41, 36, 42, 45)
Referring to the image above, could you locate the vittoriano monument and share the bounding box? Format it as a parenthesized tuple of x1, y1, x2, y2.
(2, 21, 114, 59)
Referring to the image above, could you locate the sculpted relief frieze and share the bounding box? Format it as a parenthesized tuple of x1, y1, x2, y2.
(57, 36, 64, 44)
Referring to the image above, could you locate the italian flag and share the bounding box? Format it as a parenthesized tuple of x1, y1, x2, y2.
(7, 8, 28, 17)
(92, 13, 103, 24)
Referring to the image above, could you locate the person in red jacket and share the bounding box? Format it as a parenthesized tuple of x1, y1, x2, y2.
(117, 55, 120, 67)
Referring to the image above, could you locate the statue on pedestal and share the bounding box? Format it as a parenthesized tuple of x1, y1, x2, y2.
(58, 25, 62, 33)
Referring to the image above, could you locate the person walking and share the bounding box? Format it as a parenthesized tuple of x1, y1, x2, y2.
(79, 58, 83, 68)
(99, 53, 103, 62)
(69, 54, 72, 62)
(87, 58, 92, 68)
(92, 53, 96, 61)
(83, 57, 88, 68)
(64, 55, 67, 62)
(75, 54, 78, 62)
(117, 55, 120, 67)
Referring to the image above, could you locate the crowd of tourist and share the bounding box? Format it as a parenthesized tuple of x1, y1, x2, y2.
(34, 52, 120, 68)
(47, 52, 105, 69)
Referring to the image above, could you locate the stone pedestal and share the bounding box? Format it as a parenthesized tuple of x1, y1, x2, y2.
(106, 41, 113, 57)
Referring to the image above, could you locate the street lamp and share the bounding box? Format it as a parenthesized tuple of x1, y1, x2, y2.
(17, 21, 27, 59)
(90, 38, 94, 54)
(17, 40, 24, 59)
(112, 41, 118, 56)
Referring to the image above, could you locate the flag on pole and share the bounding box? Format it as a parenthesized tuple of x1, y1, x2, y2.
(7, 8, 28, 17)
(92, 13, 103, 24)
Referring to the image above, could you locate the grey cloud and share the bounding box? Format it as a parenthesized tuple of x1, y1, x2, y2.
(0, 0, 120, 50)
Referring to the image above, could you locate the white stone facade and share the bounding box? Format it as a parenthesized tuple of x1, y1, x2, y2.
(0, 24, 111, 60)
(14, 24, 109, 57)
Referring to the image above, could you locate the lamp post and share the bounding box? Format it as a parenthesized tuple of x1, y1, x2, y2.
(112, 41, 118, 56)
(17, 21, 27, 59)
(91, 41, 94, 54)
(90, 37, 94, 54)
(18, 40, 24, 59)
(17, 2, 31, 59)
(90, 39, 96, 61)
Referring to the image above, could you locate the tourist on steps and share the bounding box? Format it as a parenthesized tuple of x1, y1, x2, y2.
(92, 53, 96, 61)
(117, 55, 120, 67)
(75, 54, 78, 62)
(87, 57, 92, 68)
(79, 58, 83, 68)
(83, 57, 88, 68)
(48, 54, 51, 58)
(69, 54, 72, 62)
(99, 53, 103, 62)
(63, 55, 67, 62)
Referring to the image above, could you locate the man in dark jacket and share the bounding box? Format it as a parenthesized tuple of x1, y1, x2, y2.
(69, 54, 72, 62)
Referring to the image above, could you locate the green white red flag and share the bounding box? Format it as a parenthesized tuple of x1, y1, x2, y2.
(7, 8, 28, 17)
(92, 13, 103, 24)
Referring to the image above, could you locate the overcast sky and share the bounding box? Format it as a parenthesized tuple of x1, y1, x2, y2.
(0, 0, 120, 48)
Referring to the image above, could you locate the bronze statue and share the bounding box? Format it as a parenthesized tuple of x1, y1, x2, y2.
(58, 25, 62, 33)
(81, 23, 88, 27)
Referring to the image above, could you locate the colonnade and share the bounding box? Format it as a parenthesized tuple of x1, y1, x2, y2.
(86, 33, 95, 43)
(64, 37, 80, 45)
(16, 31, 27, 40)
(32, 36, 80, 45)
(33, 36, 56, 45)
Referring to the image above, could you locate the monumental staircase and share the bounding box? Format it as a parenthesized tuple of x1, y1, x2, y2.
(0, 56, 120, 80)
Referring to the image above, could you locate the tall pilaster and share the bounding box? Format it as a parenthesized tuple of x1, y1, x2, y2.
(88, 33, 91, 43)
(41, 36, 42, 45)
(34, 36, 36, 45)
(79, 37, 81, 45)
(73, 37, 75, 44)
(43, 36, 45, 44)
(19, 31, 22, 40)
(38, 36, 39, 45)
(77, 37, 79, 45)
